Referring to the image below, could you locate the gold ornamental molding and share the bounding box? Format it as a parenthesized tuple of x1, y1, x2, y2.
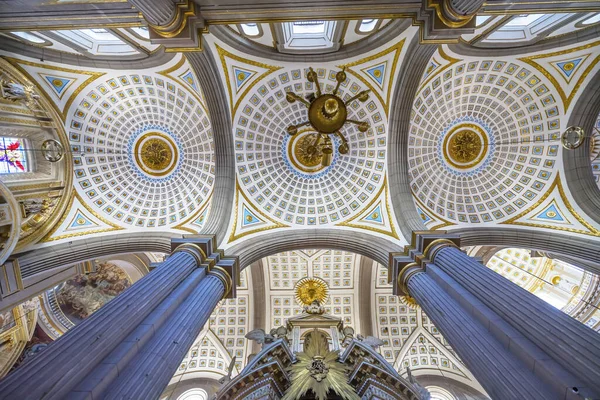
(147, 0, 197, 39)
(0, 58, 74, 251)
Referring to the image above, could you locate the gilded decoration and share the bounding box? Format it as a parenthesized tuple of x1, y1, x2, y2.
(282, 329, 359, 400)
(134, 132, 178, 177)
(0, 59, 74, 250)
(442, 123, 489, 170)
(294, 277, 330, 307)
(287, 128, 327, 173)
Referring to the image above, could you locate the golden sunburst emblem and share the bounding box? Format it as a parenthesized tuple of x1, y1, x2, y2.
(294, 277, 329, 307)
(400, 295, 419, 310)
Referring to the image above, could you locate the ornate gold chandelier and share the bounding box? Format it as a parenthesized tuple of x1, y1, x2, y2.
(285, 67, 371, 167)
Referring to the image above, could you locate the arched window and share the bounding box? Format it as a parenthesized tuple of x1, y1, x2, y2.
(0, 136, 29, 173)
(426, 386, 458, 400)
(177, 388, 208, 400)
(358, 19, 379, 33)
(240, 23, 261, 37)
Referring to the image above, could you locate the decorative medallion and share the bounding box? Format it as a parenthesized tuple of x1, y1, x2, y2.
(437, 117, 494, 176)
(294, 277, 330, 307)
(442, 123, 489, 170)
(133, 132, 179, 177)
(286, 129, 332, 174)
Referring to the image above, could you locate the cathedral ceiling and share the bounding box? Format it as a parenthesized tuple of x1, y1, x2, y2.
(0, 53, 215, 242)
(3, 21, 600, 251)
(205, 29, 417, 247)
(409, 39, 600, 239)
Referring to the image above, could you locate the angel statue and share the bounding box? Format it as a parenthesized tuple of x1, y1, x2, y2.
(0, 80, 39, 108)
(270, 325, 288, 340)
(356, 334, 385, 350)
(341, 326, 355, 347)
(218, 356, 237, 385)
(407, 366, 431, 400)
(245, 329, 276, 348)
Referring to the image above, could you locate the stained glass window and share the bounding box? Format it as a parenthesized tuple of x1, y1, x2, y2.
(0, 137, 28, 173)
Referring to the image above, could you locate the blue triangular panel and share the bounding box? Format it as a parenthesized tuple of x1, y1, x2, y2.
(364, 205, 383, 223)
(416, 206, 432, 224)
(233, 68, 254, 91)
(365, 64, 385, 86)
(534, 203, 565, 222)
(179, 70, 198, 91)
(242, 205, 261, 226)
(556, 58, 582, 78)
(69, 211, 96, 229)
(44, 76, 71, 95)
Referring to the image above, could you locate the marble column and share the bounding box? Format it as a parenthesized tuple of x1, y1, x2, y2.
(128, 0, 204, 50)
(97, 270, 229, 399)
(447, 0, 484, 17)
(429, 243, 600, 396)
(400, 264, 556, 400)
(0, 236, 237, 400)
(128, 0, 179, 26)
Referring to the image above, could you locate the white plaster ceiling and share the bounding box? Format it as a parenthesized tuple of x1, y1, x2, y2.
(410, 40, 600, 237)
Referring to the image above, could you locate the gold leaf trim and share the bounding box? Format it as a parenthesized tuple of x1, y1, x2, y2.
(228, 179, 289, 243)
(519, 40, 600, 112)
(501, 173, 600, 236)
(4, 57, 104, 121)
(337, 38, 405, 117)
(42, 191, 123, 242)
(215, 43, 282, 119)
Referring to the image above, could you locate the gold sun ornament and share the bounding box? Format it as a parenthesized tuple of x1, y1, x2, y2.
(400, 295, 419, 310)
(294, 277, 330, 307)
(285, 67, 371, 168)
(282, 329, 359, 400)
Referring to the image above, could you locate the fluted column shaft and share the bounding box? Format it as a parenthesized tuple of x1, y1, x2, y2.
(433, 246, 600, 394)
(129, 0, 178, 26)
(407, 271, 555, 400)
(0, 250, 198, 399)
(448, 0, 484, 16)
(103, 273, 225, 399)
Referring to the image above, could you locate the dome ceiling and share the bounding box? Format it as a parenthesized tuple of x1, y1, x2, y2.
(410, 48, 561, 226)
(410, 40, 600, 236)
(206, 31, 414, 244)
(5, 54, 215, 238)
(66, 61, 214, 230)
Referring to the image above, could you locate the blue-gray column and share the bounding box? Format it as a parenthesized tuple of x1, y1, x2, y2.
(129, 0, 178, 26)
(0, 243, 206, 399)
(101, 271, 226, 399)
(432, 245, 600, 397)
(405, 268, 556, 400)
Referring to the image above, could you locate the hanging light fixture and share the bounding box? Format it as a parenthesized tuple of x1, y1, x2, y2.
(285, 67, 371, 167)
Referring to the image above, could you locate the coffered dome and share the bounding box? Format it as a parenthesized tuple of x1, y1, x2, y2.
(409, 50, 562, 225)
(233, 66, 387, 227)
(67, 65, 215, 229)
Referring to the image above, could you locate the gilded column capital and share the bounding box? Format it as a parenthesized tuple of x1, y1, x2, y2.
(389, 231, 460, 296)
(172, 242, 206, 266)
(131, 0, 206, 52)
(209, 266, 233, 299)
(423, 238, 459, 263)
(425, 0, 482, 28)
(397, 262, 424, 296)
